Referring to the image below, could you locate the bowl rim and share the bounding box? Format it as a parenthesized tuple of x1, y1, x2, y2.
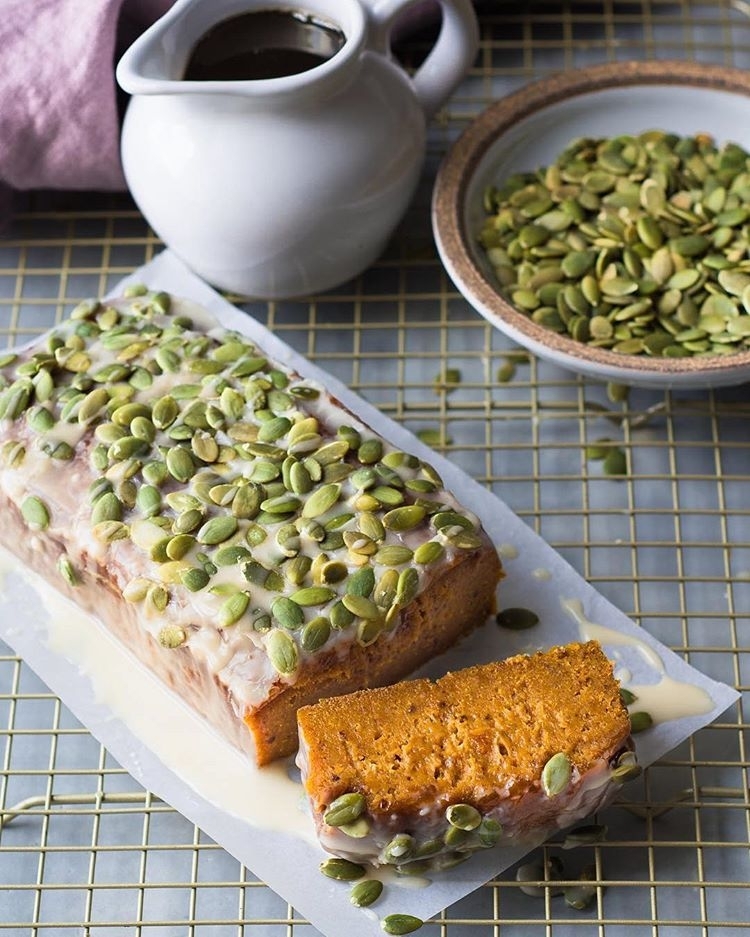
(432, 59, 750, 381)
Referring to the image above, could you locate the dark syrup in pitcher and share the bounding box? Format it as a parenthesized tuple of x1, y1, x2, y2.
(183, 9, 346, 81)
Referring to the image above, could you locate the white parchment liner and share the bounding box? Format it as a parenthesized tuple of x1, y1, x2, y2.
(0, 251, 738, 937)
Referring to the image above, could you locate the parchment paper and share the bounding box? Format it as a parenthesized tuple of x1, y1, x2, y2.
(0, 250, 738, 936)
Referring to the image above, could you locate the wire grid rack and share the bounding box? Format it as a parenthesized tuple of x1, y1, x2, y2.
(1, 1, 750, 934)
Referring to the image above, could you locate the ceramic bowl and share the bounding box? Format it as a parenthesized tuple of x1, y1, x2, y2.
(432, 61, 750, 388)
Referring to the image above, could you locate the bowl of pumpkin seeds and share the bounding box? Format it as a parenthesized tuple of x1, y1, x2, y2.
(432, 60, 750, 387)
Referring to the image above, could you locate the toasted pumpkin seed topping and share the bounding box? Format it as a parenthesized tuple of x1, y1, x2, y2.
(480, 132, 750, 358)
(0, 291, 485, 682)
(541, 752, 573, 797)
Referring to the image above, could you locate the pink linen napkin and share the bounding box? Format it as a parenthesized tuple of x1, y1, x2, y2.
(0, 0, 443, 219)
(0, 0, 173, 212)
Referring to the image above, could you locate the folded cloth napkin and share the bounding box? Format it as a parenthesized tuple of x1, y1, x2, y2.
(0, 0, 442, 220)
(0, 0, 173, 213)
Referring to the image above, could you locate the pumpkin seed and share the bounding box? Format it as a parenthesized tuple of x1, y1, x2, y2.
(146, 583, 169, 613)
(265, 628, 299, 674)
(343, 533, 376, 560)
(92, 520, 129, 542)
(381, 914, 424, 934)
(383, 833, 415, 863)
(350, 879, 383, 908)
(152, 395, 179, 429)
(564, 864, 598, 910)
(302, 483, 340, 518)
(330, 600, 355, 629)
(181, 567, 210, 592)
(515, 856, 565, 898)
(290, 586, 335, 607)
(166, 447, 194, 482)
(375, 545, 414, 566)
(218, 591, 250, 627)
(342, 594, 381, 620)
(629, 710, 654, 733)
(357, 439, 383, 464)
(603, 446, 628, 476)
(166, 533, 195, 560)
(76, 387, 110, 424)
(563, 823, 608, 849)
(496, 606, 539, 630)
(300, 616, 331, 651)
(56, 554, 78, 586)
(196, 515, 238, 545)
(446, 803, 481, 831)
(319, 857, 365, 882)
(271, 596, 304, 630)
(174, 508, 204, 534)
(611, 750, 642, 782)
(374, 569, 399, 607)
(396, 567, 419, 605)
(347, 565, 375, 597)
(382, 504, 427, 531)
(371, 485, 404, 507)
(542, 752, 572, 797)
(478, 817, 503, 847)
(91, 492, 122, 525)
(158, 625, 187, 649)
(357, 618, 383, 646)
(21, 495, 50, 530)
(323, 792, 366, 827)
(214, 544, 251, 566)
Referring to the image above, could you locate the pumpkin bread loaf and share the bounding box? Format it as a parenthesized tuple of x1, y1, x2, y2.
(297, 641, 638, 868)
(0, 289, 502, 764)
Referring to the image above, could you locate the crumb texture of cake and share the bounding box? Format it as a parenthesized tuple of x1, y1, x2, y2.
(0, 289, 502, 765)
(297, 641, 638, 868)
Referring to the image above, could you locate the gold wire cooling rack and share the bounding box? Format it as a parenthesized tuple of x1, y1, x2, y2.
(2, 2, 750, 934)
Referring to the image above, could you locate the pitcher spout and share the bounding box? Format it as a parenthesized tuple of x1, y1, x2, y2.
(116, 0, 206, 95)
(117, 0, 366, 98)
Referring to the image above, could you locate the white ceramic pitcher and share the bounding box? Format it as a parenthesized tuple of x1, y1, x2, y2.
(116, 0, 478, 299)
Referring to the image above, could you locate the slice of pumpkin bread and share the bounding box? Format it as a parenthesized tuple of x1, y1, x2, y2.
(297, 641, 638, 869)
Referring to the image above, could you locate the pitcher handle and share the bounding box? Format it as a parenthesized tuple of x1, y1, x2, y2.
(369, 0, 478, 121)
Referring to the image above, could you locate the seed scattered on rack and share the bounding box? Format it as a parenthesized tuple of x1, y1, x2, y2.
(563, 863, 599, 910)
(496, 606, 540, 630)
(515, 855, 565, 897)
(432, 367, 461, 393)
(602, 446, 628, 477)
(585, 437, 615, 460)
(496, 348, 531, 383)
(606, 381, 630, 403)
(416, 427, 452, 446)
(381, 913, 424, 935)
(562, 823, 608, 849)
(496, 360, 516, 383)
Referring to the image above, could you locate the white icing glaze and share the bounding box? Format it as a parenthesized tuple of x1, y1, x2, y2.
(0, 545, 316, 843)
(563, 597, 713, 724)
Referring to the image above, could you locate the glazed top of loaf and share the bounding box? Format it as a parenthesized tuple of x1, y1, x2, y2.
(0, 289, 494, 710)
(297, 641, 632, 816)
